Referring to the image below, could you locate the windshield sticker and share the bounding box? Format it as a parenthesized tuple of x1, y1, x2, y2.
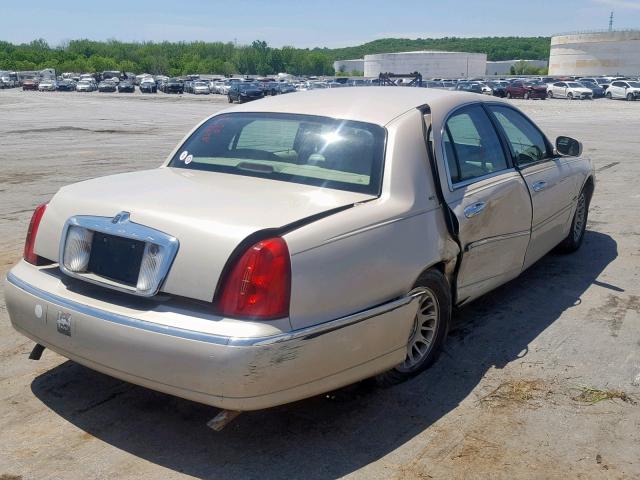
(179, 150, 188, 161)
(185, 154, 193, 165)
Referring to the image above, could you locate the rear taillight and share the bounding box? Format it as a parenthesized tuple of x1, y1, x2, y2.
(23, 203, 48, 265)
(218, 237, 291, 320)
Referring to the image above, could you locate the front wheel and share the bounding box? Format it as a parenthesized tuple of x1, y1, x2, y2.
(557, 188, 590, 253)
(627, 93, 635, 101)
(524, 92, 530, 100)
(375, 269, 451, 386)
(548, 90, 554, 98)
(506, 92, 512, 99)
(568, 92, 574, 100)
(228, 95, 233, 103)
(606, 92, 612, 99)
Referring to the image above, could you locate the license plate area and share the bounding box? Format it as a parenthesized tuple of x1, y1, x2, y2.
(87, 232, 145, 286)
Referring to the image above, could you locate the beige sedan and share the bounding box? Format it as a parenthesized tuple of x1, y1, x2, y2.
(5, 88, 594, 420)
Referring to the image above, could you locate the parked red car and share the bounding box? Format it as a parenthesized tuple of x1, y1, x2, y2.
(506, 80, 547, 100)
(22, 80, 38, 91)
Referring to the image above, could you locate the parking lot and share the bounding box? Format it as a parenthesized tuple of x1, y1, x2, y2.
(1, 88, 639, 480)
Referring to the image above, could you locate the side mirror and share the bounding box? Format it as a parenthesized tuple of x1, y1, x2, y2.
(556, 136, 583, 157)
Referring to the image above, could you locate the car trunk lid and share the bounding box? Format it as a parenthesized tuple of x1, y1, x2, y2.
(35, 167, 373, 302)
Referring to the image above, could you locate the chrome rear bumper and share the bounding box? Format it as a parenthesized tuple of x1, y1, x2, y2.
(5, 262, 421, 410)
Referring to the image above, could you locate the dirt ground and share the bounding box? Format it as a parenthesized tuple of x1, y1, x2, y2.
(0, 89, 639, 480)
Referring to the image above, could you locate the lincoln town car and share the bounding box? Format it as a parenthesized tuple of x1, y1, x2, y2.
(5, 88, 594, 425)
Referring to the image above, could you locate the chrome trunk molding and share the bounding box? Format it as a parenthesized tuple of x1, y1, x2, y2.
(58, 214, 179, 297)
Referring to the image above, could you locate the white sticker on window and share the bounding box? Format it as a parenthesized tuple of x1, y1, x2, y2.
(179, 151, 188, 161)
(185, 154, 193, 165)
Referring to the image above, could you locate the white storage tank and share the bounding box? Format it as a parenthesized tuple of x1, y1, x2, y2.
(364, 51, 487, 78)
(549, 30, 640, 76)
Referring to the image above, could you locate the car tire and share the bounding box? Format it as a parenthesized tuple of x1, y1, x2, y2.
(228, 95, 233, 103)
(548, 91, 554, 98)
(506, 92, 512, 99)
(557, 186, 591, 253)
(568, 92, 574, 100)
(375, 269, 451, 387)
(524, 92, 530, 100)
(606, 92, 612, 99)
(627, 93, 635, 101)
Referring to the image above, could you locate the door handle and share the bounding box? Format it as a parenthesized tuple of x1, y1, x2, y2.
(464, 202, 486, 218)
(532, 181, 547, 192)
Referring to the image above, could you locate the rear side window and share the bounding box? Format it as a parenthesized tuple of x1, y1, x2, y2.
(444, 104, 509, 184)
(169, 113, 386, 195)
(488, 105, 549, 166)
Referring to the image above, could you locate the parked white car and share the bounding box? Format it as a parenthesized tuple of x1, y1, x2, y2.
(75, 81, 94, 92)
(37, 80, 57, 91)
(605, 80, 640, 101)
(5, 89, 594, 423)
(192, 81, 211, 94)
(547, 81, 593, 100)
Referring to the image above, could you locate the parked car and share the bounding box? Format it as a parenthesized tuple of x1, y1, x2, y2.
(228, 82, 264, 103)
(577, 79, 606, 98)
(605, 80, 640, 101)
(139, 78, 157, 93)
(276, 83, 297, 94)
(117, 80, 135, 93)
(485, 81, 508, 98)
(164, 78, 184, 94)
(57, 80, 76, 92)
(455, 82, 483, 94)
(506, 80, 547, 99)
(579, 77, 611, 91)
(98, 81, 117, 93)
(192, 81, 211, 95)
(37, 79, 57, 91)
(75, 81, 95, 92)
(22, 80, 38, 91)
(5, 89, 594, 421)
(547, 81, 593, 100)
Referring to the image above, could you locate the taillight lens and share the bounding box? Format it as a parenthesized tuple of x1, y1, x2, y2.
(23, 203, 48, 265)
(218, 237, 291, 320)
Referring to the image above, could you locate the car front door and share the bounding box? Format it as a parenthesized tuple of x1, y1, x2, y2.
(487, 104, 576, 269)
(435, 103, 533, 304)
(610, 81, 623, 98)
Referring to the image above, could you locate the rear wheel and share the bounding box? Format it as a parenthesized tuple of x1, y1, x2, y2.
(627, 93, 635, 101)
(375, 269, 451, 386)
(228, 95, 233, 103)
(506, 92, 512, 99)
(524, 92, 530, 100)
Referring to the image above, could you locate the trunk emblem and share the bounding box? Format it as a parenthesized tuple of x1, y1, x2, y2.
(112, 211, 130, 224)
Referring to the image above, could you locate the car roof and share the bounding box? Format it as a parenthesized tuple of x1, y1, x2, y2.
(221, 87, 489, 126)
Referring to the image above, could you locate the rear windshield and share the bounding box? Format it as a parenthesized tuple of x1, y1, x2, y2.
(169, 113, 386, 195)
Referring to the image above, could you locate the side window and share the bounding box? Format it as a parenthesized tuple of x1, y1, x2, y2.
(444, 104, 509, 184)
(489, 105, 549, 167)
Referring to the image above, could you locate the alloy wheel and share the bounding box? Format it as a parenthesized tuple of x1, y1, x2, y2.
(397, 288, 439, 372)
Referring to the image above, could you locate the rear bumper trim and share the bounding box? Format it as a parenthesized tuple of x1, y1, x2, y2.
(6, 271, 423, 347)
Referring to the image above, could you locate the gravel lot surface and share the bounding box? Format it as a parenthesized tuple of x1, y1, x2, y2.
(1, 89, 639, 480)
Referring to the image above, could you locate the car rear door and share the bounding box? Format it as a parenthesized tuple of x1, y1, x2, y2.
(434, 103, 533, 304)
(486, 104, 575, 269)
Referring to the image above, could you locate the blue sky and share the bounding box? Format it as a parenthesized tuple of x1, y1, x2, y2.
(3, 0, 640, 47)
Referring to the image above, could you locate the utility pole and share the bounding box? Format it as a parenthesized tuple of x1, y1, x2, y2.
(609, 11, 614, 32)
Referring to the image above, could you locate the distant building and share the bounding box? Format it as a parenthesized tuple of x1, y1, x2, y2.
(363, 51, 486, 78)
(333, 59, 365, 74)
(486, 60, 548, 76)
(549, 30, 640, 76)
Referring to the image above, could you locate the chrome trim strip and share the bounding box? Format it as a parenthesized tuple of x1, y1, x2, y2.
(464, 230, 530, 252)
(59, 214, 179, 297)
(6, 272, 423, 347)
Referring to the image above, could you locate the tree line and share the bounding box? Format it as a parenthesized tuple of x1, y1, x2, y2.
(0, 37, 551, 76)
